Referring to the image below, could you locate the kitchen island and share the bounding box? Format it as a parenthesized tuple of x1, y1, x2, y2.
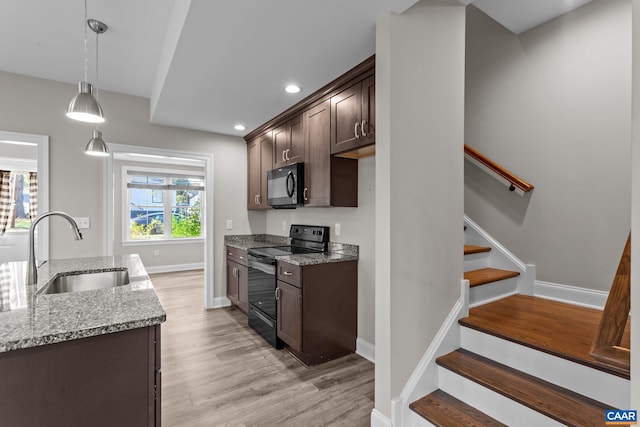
(0, 255, 165, 427)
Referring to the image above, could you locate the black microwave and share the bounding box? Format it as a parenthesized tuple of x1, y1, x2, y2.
(267, 162, 304, 208)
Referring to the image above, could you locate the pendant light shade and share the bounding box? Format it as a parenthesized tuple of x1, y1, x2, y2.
(67, 81, 104, 123)
(85, 130, 110, 157)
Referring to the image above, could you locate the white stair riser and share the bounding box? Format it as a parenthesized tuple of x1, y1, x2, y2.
(469, 277, 518, 307)
(460, 327, 630, 408)
(464, 252, 490, 271)
(438, 367, 565, 427)
(408, 412, 436, 427)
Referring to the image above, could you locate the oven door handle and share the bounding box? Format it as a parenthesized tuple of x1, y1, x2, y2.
(251, 307, 274, 328)
(286, 171, 295, 197)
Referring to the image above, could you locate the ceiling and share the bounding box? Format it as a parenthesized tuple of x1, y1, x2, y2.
(0, 0, 594, 138)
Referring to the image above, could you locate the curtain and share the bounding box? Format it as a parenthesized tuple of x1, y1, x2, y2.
(29, 172, 37, 220)
(0, 171, 11, 236)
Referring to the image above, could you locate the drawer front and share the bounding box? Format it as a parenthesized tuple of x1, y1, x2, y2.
(277, 262, 301, 288)
(226, 246, 248, 266)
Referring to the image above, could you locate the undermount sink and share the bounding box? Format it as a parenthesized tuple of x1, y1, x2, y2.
(38, 269, 130, 295)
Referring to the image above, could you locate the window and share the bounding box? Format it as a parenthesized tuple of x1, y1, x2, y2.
(124, 168, 204, 241)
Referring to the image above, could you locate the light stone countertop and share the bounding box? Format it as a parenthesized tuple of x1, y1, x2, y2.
(224, 234, 358, 266)
(0, 255, 166, 353)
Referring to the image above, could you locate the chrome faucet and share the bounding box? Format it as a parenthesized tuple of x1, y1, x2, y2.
(27, 211, 83, 285)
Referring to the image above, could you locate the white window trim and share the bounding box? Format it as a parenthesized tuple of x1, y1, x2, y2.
(121, 165, 205, 244)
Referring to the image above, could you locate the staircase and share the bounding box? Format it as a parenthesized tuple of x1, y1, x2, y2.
(406, 223, 631, 426)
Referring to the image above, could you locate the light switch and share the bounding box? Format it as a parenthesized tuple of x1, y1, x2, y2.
(335, 223, 341, 236)
(74, 217, 90, 229)
(226, 220, 233, 230)
(282, 221, 287, 232)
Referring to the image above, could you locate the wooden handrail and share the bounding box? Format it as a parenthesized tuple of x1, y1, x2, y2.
(590, 234, 630, 376)
(464, 144, 534, 193)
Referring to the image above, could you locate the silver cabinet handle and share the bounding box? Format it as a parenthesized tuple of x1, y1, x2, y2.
(361, 120, 367, 137)
(275, 287, 281, 301)
(354, 122, 360, 139)
(228, 252, 232, 256)
(285, 149, 290, 161)
(257, 194, 261, 205)
(239, 256, 244, 260)
(282, 150, 286, 162)
(303, 187, 308, 201)
(283, 271, 293, 276)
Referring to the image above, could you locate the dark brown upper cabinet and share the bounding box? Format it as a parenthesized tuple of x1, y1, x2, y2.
(273, 114, 304, 169)
(330, 75, 375, 155)
(303, 100, 331, 206)
(247, 131, 273, 210)
(244, 55, 374, 209)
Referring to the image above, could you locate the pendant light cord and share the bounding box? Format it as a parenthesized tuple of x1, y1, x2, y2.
(83, 0, 88, 82)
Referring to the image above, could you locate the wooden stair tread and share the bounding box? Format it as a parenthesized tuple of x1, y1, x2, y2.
(437, 349, 619, 427)
(464, 267, 520, 287)
(459, 294, 630, 379)
(410, 389, 506, 427)
(464, 245, 491, 255)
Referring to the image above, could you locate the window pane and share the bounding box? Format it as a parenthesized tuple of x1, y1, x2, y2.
(170, 176, 203, 187)
(171, 198, 201, 238)
(131, 175, 164, 185)
(129, 207, 164, 240)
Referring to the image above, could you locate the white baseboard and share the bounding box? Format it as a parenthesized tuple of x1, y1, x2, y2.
(145, 262, 204, 274)
(208, 296, 231, 309)
(371, 409, 393, 427)
(356, 337, 375, 363)
(534, 280, 609, 310)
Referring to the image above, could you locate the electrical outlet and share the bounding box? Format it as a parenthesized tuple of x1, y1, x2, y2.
(226, 219, 233, 230)
(154, 249, 160, 256)
(335, 223, 341, 236)
(282, 221, 287, 232)
(73, 217, 90, 229)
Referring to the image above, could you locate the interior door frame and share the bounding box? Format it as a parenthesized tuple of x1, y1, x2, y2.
(104, 143, 216, 308)
(0, 130, 49, 261)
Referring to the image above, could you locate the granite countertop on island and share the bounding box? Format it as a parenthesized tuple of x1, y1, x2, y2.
(0, 255, 166, 353)
(224, 234, 359, 266)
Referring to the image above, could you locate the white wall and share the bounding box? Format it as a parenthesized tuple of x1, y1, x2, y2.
(464, 0, 631, 292)
(0, 70, 257, 301)
(265, 156, 375, 346)
(375, 0, 466, 419)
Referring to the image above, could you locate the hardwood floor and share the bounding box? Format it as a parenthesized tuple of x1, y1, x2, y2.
(149, 270, 374, 426)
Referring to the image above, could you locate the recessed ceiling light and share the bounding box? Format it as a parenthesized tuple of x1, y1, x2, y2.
(234, 124, 246, 131)
(285, 84, 301, 94)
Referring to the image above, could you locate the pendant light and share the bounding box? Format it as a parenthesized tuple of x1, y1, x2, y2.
(66, 0, 105, 124)
(84, 18, 110, 157)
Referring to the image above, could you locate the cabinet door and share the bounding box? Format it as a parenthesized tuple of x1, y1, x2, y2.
(330, 81, 362, 154)
(304, 100, 331, 206)
(273, 124, 290, 169)
(277, 281, 302, 352)
(287, 114, 305, 165)
(361, 75, 375, 145)
(259, 131, 273, 209)
(237, 264, 248, 314)
(247, 139, 261, 210)
(227, 260, 239, 305)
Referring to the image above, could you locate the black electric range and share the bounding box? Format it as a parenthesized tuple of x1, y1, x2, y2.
(247, 225, 329, 348)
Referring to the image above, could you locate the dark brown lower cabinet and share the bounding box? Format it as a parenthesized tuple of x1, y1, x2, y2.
(0, 325, 161, 427)
(277, 280, 302, 352)
(226, 246, 248, 314)
(276, 260, 358, 366)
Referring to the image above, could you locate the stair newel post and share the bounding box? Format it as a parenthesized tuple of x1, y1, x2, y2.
(589, 234, 631, 374)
